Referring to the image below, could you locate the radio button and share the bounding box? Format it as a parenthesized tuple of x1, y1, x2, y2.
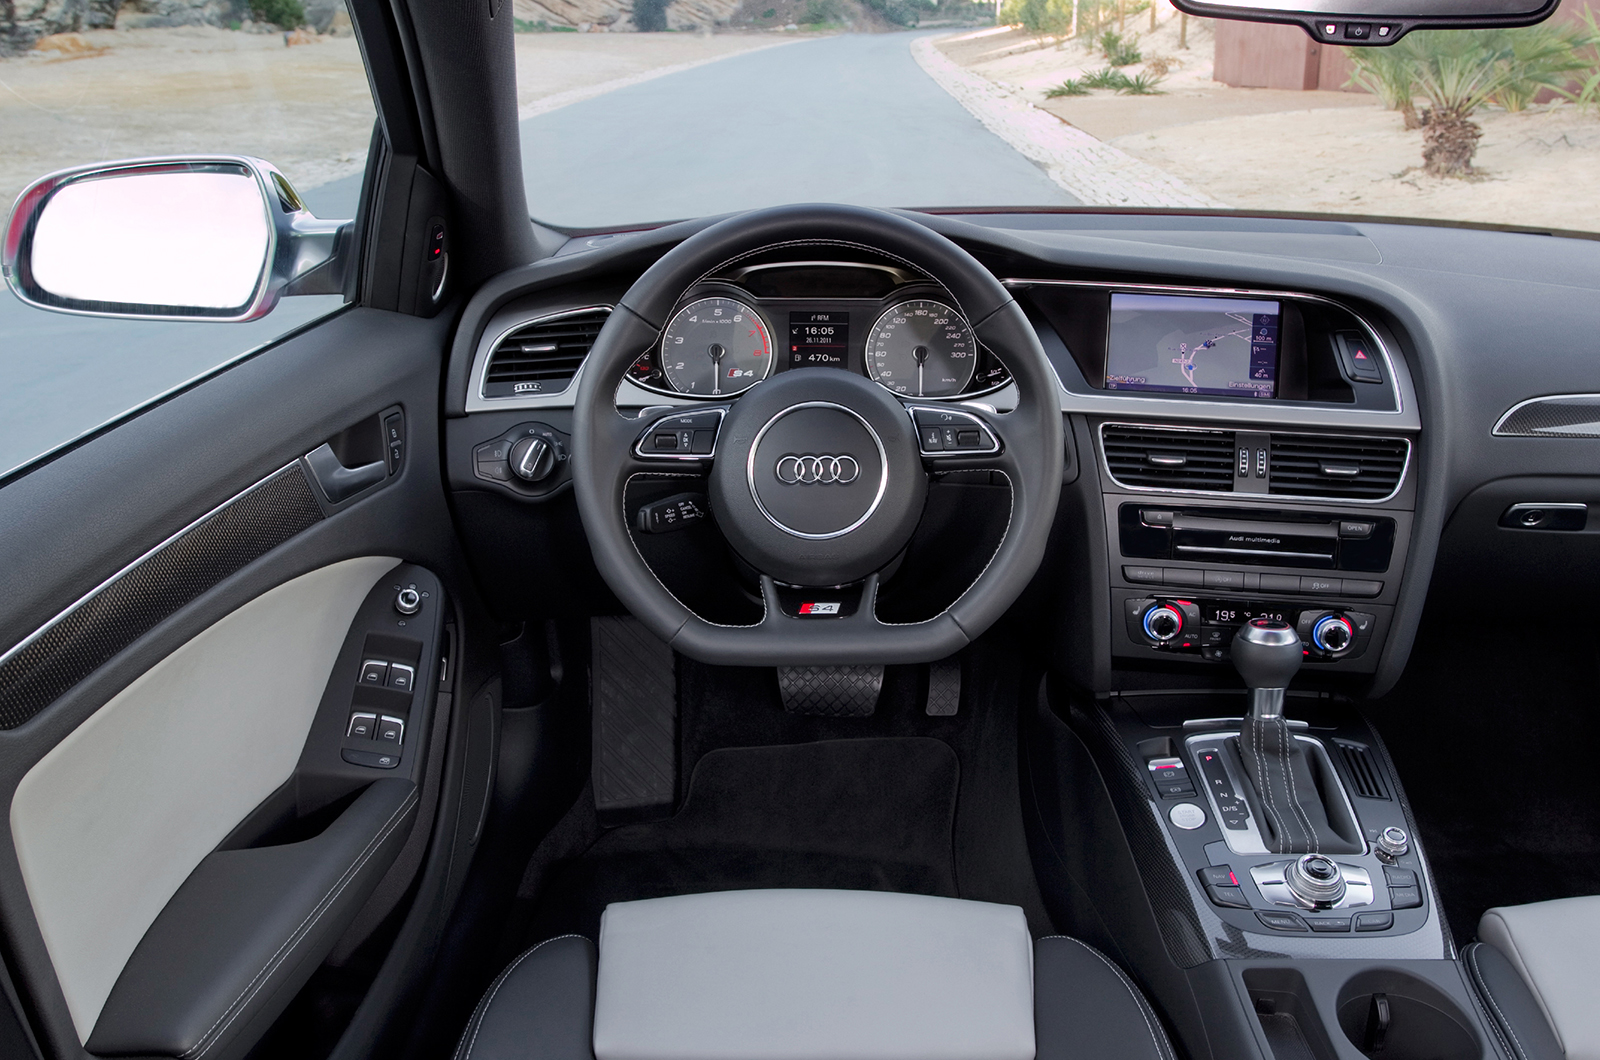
(1204, 570, 1246, 590)
(1260, 574, 1300, 594)
(1342, 579, 1383, 597)
(1301, 576, 1342, 594)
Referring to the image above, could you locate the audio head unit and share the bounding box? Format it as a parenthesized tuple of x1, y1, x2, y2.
(1119, 504, 1396, 572)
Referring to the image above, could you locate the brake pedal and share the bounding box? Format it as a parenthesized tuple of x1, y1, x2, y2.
(777, 666, 883, 717)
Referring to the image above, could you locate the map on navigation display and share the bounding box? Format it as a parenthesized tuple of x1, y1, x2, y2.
(1104, 293, 1280, 399)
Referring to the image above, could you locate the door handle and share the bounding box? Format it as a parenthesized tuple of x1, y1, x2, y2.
(305, 443, 388, 504)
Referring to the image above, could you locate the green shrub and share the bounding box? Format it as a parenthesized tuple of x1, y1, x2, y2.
(1564, 6, 1600, 109)
(1000, 0, 1071, 36)
(1489, 20, 1596, 110)
(1080, 66, 1132, 89)
(514, 17, 579, 30)
(1117, 70, 1164, 93)
(1045, 78, 1090, 96)
(1100, 30, 1141, 66)
(248, 0, 304, 29)
(862, 0, 924, 25)
(1345, 44, 1421, 128)
(761, 6, 777, 16)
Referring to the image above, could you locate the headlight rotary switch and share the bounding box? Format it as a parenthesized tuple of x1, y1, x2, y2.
(510, 436, 555, 482)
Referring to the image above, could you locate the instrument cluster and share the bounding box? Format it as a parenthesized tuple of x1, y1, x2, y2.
(625, 268, 1011, 401)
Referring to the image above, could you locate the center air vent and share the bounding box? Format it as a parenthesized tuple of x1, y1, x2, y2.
(1269, 435, 1408, 501)
(482, 307, 610, 398)
(1102, 425, 1236, 492)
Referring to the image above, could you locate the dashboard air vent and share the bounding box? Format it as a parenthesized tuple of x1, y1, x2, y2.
(1333, 741, 1390, 800)
(1268, 435, 1408, 501)
(483, 307, 610, 398)
(1102, 426, 1236, 492)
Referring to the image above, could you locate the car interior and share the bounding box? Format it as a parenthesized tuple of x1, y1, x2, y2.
(1, 0, 1599, 1058)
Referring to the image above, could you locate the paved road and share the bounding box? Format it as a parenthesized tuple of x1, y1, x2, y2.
(519, 32, 1075, 228)
(2, 32, 1071, 478)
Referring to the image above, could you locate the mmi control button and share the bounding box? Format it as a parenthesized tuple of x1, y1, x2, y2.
(1256, 911, 1309, 932)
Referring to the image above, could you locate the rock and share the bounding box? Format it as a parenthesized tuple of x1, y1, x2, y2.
(3, 0, 88, 56)
(282, 23, 313, 41)
(32, 28, 107, 52)
(86, 0, 120, 27)
(299, 0, 343, 33)
(325, 5, 348, 33)
(511, 0, 738, 31)
(113, 0, 234, 29)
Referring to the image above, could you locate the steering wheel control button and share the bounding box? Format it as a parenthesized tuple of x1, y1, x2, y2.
(395, 588, 422, 616)
(910, 407, 999, 456)
(1256, 911, 1309, 932)
(635, 409, 725, 461)
(1168, 802, 1206, 830)
(636, 493, 710, 534)
(359, 660, 389, 685)
(748, 403, 887, 539)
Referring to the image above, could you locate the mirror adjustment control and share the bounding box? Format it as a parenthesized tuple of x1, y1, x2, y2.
(387, 663, 415, 692)
(347, 712, 377, 739)
(359, 660, 389, 685)
(395, 588, 422, 616)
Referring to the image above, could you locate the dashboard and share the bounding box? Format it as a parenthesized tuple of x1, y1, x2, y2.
(442, 209, 1600, 699)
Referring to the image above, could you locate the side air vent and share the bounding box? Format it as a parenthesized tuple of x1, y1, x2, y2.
(1268, 435, 1408, 501)
(482, 307, 610, 398)
(1333, 741, 1390, 800)
(1102, 425, 1237, 492)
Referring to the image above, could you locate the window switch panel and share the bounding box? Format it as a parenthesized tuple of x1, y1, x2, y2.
(359, 660, 389, 685)
(377, 715, 405, 745)
(387, 663, 415, 692)
(347, 712, 377, 740)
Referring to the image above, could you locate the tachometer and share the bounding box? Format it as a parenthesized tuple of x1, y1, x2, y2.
(864, 299, 976, 398)
(659, 296, 773, 397)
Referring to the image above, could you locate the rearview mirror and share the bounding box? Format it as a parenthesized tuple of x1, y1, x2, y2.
(2, 157, 349, 322)
(1169, 0, 1559, 45)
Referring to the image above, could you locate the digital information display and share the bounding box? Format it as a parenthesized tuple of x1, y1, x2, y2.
(1105, 293, 1279, 399)
(789, 311, 849, 368)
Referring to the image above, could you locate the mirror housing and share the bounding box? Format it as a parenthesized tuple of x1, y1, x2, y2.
(2, 156, 351, 322)
(1169, 0, 1559, 45)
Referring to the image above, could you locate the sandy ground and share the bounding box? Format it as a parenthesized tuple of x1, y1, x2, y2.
(0, 27, 780, 210)
(938, 22, 1600, 231)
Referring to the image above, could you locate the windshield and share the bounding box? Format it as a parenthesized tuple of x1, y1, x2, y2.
(512, 5, 1600, 233)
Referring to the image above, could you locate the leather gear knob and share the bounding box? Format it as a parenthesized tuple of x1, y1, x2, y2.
(1231, 618, 1304, 690)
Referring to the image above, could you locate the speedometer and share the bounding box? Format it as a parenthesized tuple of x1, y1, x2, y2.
(864, 299, 976, 398)
(659, 297, 773, 397)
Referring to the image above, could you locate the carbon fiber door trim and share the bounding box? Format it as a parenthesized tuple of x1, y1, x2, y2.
(0, 463, 325, 729)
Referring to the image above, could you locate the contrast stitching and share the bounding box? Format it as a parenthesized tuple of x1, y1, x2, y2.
(1466, 945, 1529, 1060)
(1044, 937, 1173, 1060)
(1285, 730, 1317, 853)
(180, 789, 419, 1059)
(455, 935, 589, 1060)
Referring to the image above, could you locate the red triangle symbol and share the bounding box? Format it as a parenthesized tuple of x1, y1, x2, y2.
(1354, 350, 1369, 360)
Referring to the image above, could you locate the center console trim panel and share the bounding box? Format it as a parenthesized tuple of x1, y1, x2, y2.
(1184, 732, 1366, 857)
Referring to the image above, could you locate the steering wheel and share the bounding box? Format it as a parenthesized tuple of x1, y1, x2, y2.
(572, 204, 1062, 666)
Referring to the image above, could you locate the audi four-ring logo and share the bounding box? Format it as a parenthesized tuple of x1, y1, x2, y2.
(775, 454, 861, 485)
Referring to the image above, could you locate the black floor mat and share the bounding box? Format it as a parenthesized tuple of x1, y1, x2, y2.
(1372, 612, 1600, 948)
(524, 737, 960, 940)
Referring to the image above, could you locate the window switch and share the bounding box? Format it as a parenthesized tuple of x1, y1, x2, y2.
(359, 660, 389, 685)
(347, 712, 377, 740)
(377, 715, 405, 745)
(387, 663, 415, 692)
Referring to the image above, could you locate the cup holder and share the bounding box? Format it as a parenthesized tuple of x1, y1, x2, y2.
(1335, 969, 1480, 1060)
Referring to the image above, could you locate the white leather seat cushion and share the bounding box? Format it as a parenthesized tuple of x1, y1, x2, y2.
(592, 889, 1036, 1060)
(1481, 895, 1600, 1060)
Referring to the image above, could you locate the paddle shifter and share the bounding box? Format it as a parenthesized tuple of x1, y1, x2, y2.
(1231, 619, 1360, 855)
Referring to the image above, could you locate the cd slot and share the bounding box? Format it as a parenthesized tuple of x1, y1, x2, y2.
(1120, 504, 1394, 572)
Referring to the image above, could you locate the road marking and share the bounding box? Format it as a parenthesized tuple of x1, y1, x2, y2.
(909, 34, 1227, 209)
(520, 38, 804, 121)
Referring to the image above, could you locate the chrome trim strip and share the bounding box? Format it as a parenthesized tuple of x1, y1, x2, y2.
(0, 462, 302, 673)
(1098, 421, 1413, 506)
(745, 401, 890, 541)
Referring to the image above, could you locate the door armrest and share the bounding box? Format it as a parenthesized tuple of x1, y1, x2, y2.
(87, 778, 419, 1060)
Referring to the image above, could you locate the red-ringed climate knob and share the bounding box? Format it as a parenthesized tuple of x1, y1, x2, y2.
(1311, 614, 1354, 653)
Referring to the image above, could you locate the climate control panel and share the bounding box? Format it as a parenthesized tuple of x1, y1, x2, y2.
(1123, 595, 1375, 664)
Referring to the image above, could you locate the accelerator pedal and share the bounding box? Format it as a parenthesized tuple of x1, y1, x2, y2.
(591, 616, 677, 823)
(777, 666, 884, 717)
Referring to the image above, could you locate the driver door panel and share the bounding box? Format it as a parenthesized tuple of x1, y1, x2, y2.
(0, 305, 468, 1060)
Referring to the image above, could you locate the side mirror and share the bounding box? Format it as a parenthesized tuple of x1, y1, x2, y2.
(1170, 0, 1558, 45)
(2, 156, 350, 322)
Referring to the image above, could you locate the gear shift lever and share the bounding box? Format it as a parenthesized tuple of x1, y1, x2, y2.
(1232, 618, 1304, 720)
(1230, 619, 1359, 855)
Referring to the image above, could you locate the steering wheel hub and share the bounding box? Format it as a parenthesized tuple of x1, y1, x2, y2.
(710, 369, 925, 587)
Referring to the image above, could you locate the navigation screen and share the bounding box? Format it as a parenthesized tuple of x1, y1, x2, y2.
(1105, 293, 1279, 399)
(789, 311, 849, 368)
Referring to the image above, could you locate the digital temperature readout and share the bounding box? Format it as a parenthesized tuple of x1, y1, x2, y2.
(789, 311, 849, 368)
(1204, 602, 1291, 625)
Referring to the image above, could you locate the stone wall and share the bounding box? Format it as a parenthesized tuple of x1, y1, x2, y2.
(511, 0, 741, 32)
(2, 0, 347, 53)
